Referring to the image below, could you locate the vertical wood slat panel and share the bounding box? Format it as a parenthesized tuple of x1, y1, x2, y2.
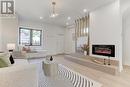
(75, 15, 89, 38)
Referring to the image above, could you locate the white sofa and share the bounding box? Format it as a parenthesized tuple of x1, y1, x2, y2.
(0, 60, 38, 87)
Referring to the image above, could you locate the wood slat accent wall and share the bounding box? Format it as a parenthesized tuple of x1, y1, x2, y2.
(75, 15, 89, 38)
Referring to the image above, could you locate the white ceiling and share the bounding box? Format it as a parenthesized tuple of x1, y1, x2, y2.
(15, 0, 115, 26)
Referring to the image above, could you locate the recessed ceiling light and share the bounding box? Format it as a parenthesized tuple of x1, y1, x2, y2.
(66, 22, 69, 25)
(67, 17, 71, 20)
(40, 17, 43, 19)
(50, 13, 58, 18)
(83, 9, 87, 13)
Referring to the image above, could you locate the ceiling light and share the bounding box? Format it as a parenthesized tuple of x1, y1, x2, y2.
(83, 9, 87, 13)
(50, 13, 58, 18)
(67, 17, 71, 20)
(40, 17, 43, 19)
(50, 2, 58, 18)
(66, 22, 69, 25)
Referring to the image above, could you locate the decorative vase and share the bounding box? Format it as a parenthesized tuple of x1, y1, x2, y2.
(50, 56, 53, 61)
(9, 55, 15, 64)
(84, 51, 87, 56)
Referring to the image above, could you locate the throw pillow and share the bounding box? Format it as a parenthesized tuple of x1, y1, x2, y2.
(0, 53, 11, 66)
(22, 47, 31, 53)
(0, 58, 8, 68)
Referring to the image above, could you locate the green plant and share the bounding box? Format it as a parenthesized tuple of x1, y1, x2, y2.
(81, 44, 89, 51)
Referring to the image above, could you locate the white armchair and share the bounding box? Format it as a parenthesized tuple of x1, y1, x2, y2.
(0, 64, 38, 87)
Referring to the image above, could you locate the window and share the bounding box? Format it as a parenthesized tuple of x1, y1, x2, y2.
(19, 27, 42, 46)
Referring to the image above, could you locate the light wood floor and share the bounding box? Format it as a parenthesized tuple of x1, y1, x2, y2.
(53, 55, 130, 87)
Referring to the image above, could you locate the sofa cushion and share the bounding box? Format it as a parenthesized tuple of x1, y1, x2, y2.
(22, 47, 31, 53)
(0, 64, 38, 87)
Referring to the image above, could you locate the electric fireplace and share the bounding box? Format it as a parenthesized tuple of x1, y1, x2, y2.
(92, 45, 115, 57)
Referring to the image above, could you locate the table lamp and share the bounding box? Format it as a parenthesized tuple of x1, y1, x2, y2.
(7, 43, 15, 64)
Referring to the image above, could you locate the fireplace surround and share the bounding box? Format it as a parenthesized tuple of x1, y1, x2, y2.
(92, 45, 115, 57)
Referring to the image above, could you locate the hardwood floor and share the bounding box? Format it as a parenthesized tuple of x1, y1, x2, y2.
(53, 55, 130, 87)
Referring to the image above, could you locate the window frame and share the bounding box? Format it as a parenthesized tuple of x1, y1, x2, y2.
(19, 27, 42, 46)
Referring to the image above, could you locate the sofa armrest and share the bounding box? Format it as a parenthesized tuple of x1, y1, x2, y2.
(0, 64, 38, 87)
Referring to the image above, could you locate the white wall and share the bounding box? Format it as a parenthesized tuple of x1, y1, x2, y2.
(90, 0, 122, 59)
(0, 17, 19, 52)
(19, 20, 65, 55)
(89, 0, 122, 71)
(123, 11, 130, 65)
(64, 27, 75, 54)
(0, 20, 2, 51)
(121, 0, 130, 66)
(120, 0, 130, 14)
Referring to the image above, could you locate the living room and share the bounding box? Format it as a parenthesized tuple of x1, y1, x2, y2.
(0, 0, 130, 87)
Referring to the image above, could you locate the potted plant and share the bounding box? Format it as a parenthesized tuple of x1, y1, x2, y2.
(81, 44, 89, 56)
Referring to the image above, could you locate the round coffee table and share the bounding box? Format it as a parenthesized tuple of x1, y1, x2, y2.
(42, 60, 58, 77)
(42, 60, 74, 87)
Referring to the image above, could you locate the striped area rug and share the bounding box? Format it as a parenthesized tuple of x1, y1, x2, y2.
(58, 64, 102, 87)
(28, 59, 102, 87)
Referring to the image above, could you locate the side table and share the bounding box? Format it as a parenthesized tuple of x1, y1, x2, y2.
(42, 60, 58, 77)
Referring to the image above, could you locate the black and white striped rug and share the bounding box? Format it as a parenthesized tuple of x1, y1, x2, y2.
(28, 59, 102, 87)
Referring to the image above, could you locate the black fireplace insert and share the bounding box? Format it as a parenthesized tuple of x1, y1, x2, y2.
(92, 45, 115, 57)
